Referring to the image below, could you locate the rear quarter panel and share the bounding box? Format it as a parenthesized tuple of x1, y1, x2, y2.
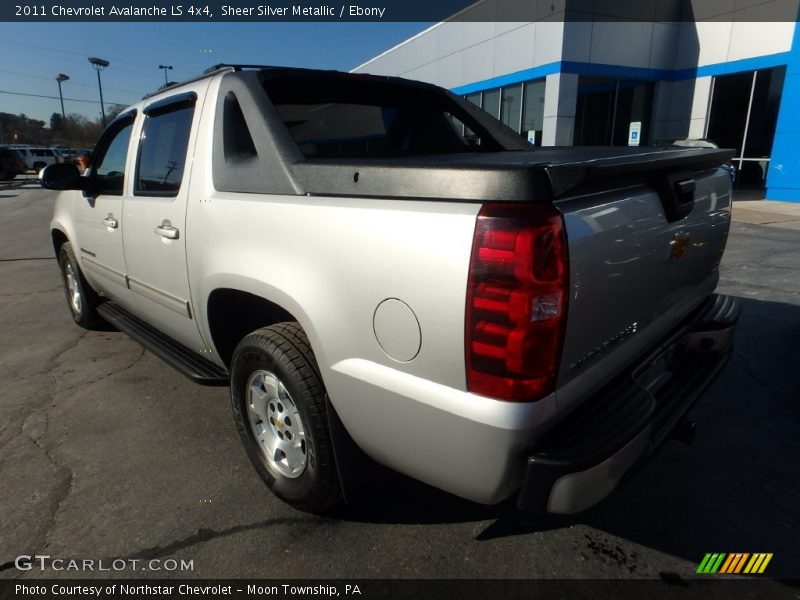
(188, 192, 480, 393)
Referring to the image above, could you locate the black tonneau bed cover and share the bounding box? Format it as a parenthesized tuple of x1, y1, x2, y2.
(291, 146, 734, 203)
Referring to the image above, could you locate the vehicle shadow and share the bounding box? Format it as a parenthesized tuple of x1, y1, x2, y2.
(331, 296, 800, 576)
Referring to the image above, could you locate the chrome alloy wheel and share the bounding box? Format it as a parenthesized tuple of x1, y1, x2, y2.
(64, 262, 83, 316)
(245, 370, 307, 479)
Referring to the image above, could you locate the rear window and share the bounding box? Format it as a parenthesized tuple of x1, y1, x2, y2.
(277, 103, 398, 157)
(263, 76, 498, 159)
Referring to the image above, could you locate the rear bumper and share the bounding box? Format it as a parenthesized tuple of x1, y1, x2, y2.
(517, 293, 739, 514)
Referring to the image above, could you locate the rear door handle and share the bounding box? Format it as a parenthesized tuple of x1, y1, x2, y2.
(154, 220, 179, 240)
(103, 214, 118, 229)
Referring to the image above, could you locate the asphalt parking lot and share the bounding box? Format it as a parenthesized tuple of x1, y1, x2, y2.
(0, 178, 798, 583)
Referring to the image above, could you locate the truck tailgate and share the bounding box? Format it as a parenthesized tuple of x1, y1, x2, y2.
(554, 166, 732, 411)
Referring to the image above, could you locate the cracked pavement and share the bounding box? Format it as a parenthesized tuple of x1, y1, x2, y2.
(0, 182, 797, 583)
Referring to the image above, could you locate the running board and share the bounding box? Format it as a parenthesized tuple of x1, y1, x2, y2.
(97, 302, 229, 386)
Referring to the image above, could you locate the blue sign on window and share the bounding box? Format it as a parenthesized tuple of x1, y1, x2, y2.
(628, 121, 642, 146)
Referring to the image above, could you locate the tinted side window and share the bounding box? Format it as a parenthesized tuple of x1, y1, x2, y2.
(135, 105, 193, 196)
(93, 122, 134, 196)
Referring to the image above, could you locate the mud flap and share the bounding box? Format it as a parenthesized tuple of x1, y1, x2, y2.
(325, 395, 383, 505)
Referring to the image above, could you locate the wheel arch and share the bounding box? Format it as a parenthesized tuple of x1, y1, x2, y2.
(51, 227, 69, 257)
(206, 287, 304, 369)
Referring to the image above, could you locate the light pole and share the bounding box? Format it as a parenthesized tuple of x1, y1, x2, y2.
(159, 64, 173, 86)
(88, 56, 110, 127)
(55, 73, 69, 120)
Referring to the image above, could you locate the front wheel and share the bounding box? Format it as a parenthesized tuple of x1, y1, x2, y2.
(58, 243, 103, 329)
(230, 323, 341, 513)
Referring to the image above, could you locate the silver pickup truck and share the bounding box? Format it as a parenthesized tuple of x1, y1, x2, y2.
(42, 65, 739, 514)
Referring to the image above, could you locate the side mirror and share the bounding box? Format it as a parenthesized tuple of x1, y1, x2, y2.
(40, 163, 86, 191)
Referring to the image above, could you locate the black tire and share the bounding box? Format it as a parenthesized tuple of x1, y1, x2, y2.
(230, 323, 341, 513)
(57, 243, 104, 329)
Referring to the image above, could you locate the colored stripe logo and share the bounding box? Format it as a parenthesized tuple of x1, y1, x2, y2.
(697, 553, 773, 574)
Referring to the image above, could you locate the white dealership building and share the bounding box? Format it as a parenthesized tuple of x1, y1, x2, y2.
(353, 0, 800, 201)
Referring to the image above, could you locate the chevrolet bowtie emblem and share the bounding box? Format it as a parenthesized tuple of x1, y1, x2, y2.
(668, 231, 691, 261)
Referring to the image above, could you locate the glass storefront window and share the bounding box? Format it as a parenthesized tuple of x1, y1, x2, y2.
(482, 89, 501, 120)
(574, 76, 653, 146)
(466, 92, 482, 108)
(463, 79, 546, 145)
(706, 72, 752, 157)
(500, 84, 522, 132)
(743, 67, 785, 159)
(614, 80, 653, 146)
(574, 77, 616, 146)
(522, 80, 545, 146)
(707, 66, 786, 189)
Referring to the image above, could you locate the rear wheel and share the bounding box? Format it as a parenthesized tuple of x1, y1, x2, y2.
(58, 243, 104, 329)
(230, 323, 341, 512)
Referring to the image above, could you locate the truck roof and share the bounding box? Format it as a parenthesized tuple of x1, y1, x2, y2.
(142, 63, 444, 101)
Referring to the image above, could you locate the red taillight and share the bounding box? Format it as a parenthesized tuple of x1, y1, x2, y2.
(465, 203, 568, 402)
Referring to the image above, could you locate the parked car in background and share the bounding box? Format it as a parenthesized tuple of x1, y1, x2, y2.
(11, 146, 60, 171)
(50, 148, 66, 164)
(0, 147, 27, 180)
(29, 148, 59, 170)
(12, 147, 33, 171)
(60, 149, 78, 163)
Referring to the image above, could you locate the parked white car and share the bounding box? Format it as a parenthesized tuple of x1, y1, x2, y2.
(12, 146, 59, 171)
(29, 147, 59, 171)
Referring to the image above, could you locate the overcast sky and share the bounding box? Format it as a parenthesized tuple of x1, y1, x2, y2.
(0, 22, 429, 123)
